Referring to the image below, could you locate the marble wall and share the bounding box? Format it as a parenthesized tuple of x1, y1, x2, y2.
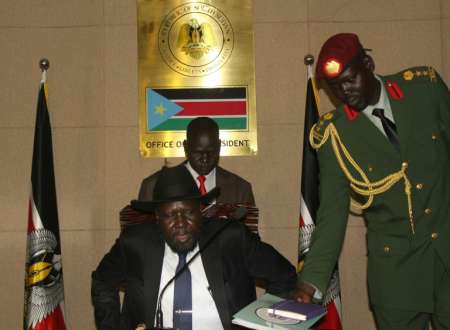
(1, 0, 448, 328)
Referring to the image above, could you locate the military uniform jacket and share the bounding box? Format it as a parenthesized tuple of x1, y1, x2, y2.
(299, 67, 450, 312)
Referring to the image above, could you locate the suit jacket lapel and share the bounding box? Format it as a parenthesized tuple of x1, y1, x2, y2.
(215, 167, 228, 204)
(199, 228, 230, 329)
(143, 230, 165, 327)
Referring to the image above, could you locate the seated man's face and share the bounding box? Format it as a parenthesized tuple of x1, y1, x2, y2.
(184, 131, 220, 175)
(156, 200, 202, 253)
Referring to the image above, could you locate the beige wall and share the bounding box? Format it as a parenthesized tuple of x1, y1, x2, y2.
(1, 0, 449, 328)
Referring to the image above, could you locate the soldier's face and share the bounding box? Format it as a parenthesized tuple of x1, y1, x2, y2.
(156, 200, 202, 253)
(326, 58, 379, 111)
(184, 130, 220, 176)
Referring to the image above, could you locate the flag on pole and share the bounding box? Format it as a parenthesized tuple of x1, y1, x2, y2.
(24, 67, 67, 330)
(298, 62, 342, 330)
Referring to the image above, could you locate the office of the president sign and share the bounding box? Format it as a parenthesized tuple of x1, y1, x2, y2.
(137, 0, 257, 157)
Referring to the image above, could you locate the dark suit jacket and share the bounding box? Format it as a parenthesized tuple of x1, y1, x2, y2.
(138, 164, 255, 205)
(92, 219, 296, 330)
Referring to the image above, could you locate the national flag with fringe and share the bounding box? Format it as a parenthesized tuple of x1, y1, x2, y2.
(298, 65, 342, 330)
(24, 72, 67, 330)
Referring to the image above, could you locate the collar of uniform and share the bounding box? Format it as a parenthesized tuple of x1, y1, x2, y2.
(361, 75, 395, 123)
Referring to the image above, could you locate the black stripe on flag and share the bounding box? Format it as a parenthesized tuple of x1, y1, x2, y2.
(154, 87, 246, 100)
(31, 84, 61, 253)
(301, 78, 320, 221)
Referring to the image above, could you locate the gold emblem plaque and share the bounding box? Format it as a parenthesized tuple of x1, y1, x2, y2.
(137, 0, 257, 157)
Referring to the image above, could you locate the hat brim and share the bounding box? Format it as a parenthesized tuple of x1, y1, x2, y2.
(130, 187, 221, 213)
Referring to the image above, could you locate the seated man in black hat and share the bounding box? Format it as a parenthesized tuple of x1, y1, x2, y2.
(92, 164, 296, 330)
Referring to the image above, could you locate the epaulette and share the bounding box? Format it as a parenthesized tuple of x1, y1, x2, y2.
(311, 110, 337, 145)
(399, 66, 437, 83)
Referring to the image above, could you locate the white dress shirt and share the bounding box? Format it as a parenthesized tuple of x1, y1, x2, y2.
(157, 243, 224, 330)
(361, 75, 396, 137)
(185, 162, 216, 194)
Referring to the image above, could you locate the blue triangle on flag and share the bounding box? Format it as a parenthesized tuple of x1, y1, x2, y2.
(146, 88, 183, 130)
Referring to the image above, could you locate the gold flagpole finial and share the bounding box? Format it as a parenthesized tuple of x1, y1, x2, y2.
(39, 58, 50, 94)
(304, 54, 315, 66)
(39, 58, 50, 72)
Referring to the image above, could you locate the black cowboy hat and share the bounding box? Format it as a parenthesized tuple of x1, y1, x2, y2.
(130, 164, 220, 213)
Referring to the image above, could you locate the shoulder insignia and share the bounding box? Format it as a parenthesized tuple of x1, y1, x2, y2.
(403, 70, 414, 81)
(428, 67, 437, 82)
(401, 66, 437, 83)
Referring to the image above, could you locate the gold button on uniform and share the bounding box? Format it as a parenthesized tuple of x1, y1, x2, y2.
(402, 162, 408, 168)
(431, 232, 438, 240)
(431, 134, 437, 140)
(425, 208, 432, 215)
(383, 246, 391, 253)
(368, 166, 373, 172)
(416, 183, 423, 190)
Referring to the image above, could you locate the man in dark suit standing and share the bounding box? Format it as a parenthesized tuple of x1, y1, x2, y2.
(92, 165, 296, 330)
(295, 33, 450, 329)
(138, 117, 255, 205)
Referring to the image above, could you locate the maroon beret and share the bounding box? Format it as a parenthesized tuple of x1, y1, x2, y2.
(316, 33, 368, 80)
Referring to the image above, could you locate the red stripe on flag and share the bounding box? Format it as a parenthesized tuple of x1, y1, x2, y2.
(31, 305, 66, 330)
(299, 215, 305, 227)
(314, 301, 342, 330)
(175, 100, 246, 116)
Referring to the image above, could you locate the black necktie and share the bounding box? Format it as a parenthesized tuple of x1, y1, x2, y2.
(372, 108, 400, 151)
(173, 253, 192, 330)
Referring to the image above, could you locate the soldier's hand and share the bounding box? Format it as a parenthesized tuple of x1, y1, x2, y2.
(290, 282, 316, 304)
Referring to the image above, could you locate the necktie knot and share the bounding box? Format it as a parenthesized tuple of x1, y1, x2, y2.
(177, 253, 187, 268)
(372, 108, 385, 118)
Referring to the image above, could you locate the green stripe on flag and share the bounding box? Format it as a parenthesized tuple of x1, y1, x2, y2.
(152, 117, 247, 131)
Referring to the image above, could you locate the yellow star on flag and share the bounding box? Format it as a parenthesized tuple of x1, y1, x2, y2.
(154, 103, 166, 115)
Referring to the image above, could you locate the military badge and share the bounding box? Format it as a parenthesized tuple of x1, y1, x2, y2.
(403, 70, 414, 81)
(324, 59, 342, 78)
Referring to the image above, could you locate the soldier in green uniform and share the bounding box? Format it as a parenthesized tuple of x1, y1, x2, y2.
(295, 33, 450, 329)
